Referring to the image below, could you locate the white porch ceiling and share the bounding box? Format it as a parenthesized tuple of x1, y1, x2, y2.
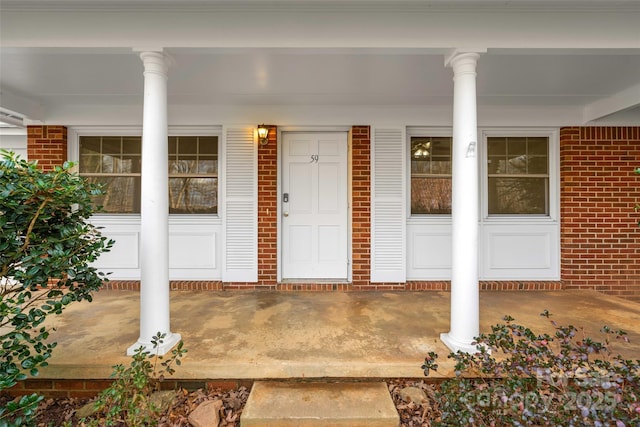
(2, 48, 639, 123)
(1, 0, 639, 126)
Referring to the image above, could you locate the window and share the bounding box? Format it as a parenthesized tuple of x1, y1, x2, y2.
(487, 136, 549, 215)
(168, 136, 218, 214)
(410, 136, 452, 214)
(79, 136, 142, 213)
(79, 135, 218, 214)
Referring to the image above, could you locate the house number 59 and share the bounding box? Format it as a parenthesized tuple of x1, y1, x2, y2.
(310, 154, 319, 163)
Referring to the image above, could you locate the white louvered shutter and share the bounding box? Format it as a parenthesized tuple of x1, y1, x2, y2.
(371, 128, 406, 282)
(222, 127, 257, 282)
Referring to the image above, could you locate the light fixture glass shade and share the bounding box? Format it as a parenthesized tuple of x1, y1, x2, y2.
(257, 125, 269, 145)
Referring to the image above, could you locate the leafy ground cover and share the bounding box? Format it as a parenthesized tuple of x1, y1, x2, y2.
(2, 379, 436, 427)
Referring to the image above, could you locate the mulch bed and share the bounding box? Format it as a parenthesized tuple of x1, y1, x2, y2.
(2, 379, 440, 426)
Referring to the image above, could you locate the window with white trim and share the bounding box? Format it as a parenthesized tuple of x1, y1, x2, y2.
(168, 136, 218, 214)
(410, 135, 452, 214)
(486, 136, 549, 215)
(79, 136, 141, 213)
(79, 135, 218, 214)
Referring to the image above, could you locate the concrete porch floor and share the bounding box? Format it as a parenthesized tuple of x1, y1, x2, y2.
(40, 290, 640, 381)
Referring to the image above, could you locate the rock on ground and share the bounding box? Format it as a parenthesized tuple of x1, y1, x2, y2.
(399, 386, 428, 406)
(188, 399, 223, 427)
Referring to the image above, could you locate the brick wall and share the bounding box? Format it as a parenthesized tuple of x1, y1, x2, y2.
(6, 378, 251, 399)
(257, 126, 278, 286)
(105, 279, 562, 291)
(27, 125, 68, 170)
(560, 127, 640, 301)
(6, 379, 113, 399)
(407, 281, 563, 291)
(351, 126, 372, 286)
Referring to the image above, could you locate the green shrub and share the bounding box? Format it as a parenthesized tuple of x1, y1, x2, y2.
(0, 151, 113, 426)
(422, 312, 640, 426)
(83, 333, 187, 427)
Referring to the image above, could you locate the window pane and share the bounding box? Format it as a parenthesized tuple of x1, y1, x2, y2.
(508, 137, 526, 156)
(80, 137, 101, 155)
(199, 136, 218, 155)
(168, 136, 178, 155)
(411, 177, 452, 214)
(506, 154, 527, 174)
(102, 137, 121, 155)
(430, 138, 451, 156)
(122, 137, 141, 154)
(431, 158, 451, 174)
(411, 158, 430, 174)
(121, 155, 141, 173)
(84, 176, 141, 214)
(528, 156, 548, 174)
(528, 137, 548, 155)
(487, 157, 506, 174)
(169, 177, 218, 214)
(488, 177, 548, 215)
(487, 137, 506, 156)
(198, 157, 217, 174)
(80, 155, 101, 173)
(101, 155, 117, 173)
(168, 159, 180, 174)
(169, 159, 198, 174)
(177, 136, 198, 155)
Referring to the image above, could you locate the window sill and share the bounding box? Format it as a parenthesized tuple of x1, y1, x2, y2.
(481, 215, 558, 225)
(407, 215, 452, 225)
(89, 213, 222, 225)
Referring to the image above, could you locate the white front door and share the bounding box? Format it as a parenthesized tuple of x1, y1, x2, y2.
(282, 132, 348, 280)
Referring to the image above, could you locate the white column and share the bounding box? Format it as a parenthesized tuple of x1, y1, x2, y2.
(440, 51, 481, 354)
(127, 50, 181, 356)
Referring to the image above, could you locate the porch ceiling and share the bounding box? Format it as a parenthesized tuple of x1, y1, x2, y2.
(2, 48, 639, 123)
(1, 1, 640, 125)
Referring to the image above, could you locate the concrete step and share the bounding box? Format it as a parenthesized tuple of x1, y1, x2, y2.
(240, 381, 399, 427)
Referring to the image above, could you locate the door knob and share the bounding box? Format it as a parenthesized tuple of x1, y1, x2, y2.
(283, 212, 289, 217)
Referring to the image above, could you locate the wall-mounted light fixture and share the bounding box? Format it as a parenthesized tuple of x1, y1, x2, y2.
(257, 124, 270, 146)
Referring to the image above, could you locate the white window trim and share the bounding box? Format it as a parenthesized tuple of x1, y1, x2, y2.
(69, 125, 222, 218)
(479, 128, 560, 224)
(406, 126, 453, 222)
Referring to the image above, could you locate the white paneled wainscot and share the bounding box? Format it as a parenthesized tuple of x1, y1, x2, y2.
(481, 221, 559, 280)
(407, 219, 452, 280)
(90, 216, 222, 280)
(407, 219, 559, 281)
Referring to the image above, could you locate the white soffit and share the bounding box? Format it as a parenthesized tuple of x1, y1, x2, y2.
(1, 1, 639, 124)
(2, 1, 640, 11)
(583, 83, 640, 123)
(2, 1, 639, 49)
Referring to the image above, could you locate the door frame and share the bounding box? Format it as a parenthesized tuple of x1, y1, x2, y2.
(277, 126, 352, 283)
